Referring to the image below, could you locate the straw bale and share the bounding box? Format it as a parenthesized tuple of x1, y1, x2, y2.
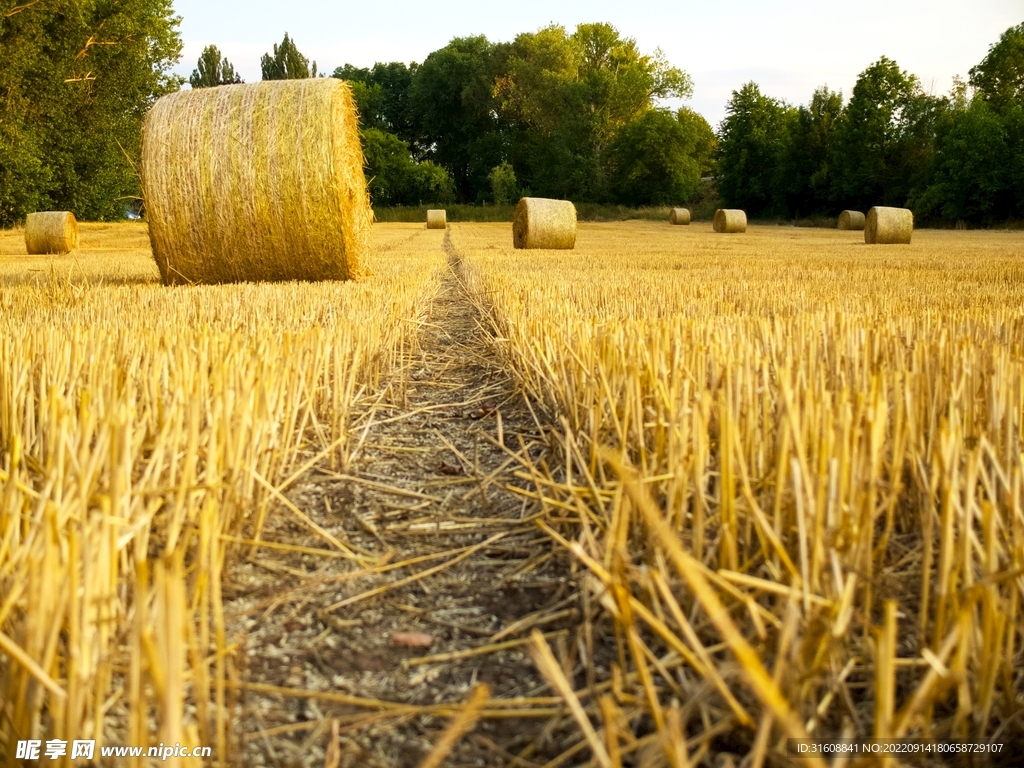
(837, 210, 865, 231)
(512, 198, 576, 250)
(864, 206, 913, 245)
(713, 209, 746, 233)
(141, 79, 371, 285)
(669, 208, 691, 226)
(426, 209, 447, 229)
(24, 212, 79, 254)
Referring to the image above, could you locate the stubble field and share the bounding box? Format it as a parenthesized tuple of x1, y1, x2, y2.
(1, 221, 1022, 767)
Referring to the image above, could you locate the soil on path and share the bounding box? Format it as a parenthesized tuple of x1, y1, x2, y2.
(225, 232, 577, 768)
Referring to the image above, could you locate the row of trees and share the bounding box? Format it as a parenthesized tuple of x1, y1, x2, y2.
(718, 24, 1024, 224)
(336, 26, 717, 207)
(190, 25, 716, 208)
(1, 3, 1021, 225)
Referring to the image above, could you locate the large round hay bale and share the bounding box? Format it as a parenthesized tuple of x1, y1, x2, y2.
(864, 206, 913, 245)
(669, 207, 691, 225)
(713, 209, 746, 233)
(141, 79, 371, 285)
(25, 212, 79, 254)
(837, 210, 865, 231)
(512, 198, 576, 250)
(426, 209, 447, 229)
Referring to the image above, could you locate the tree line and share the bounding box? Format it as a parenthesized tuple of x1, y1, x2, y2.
(1, 2, 1022, 226)
(195, 24, 715, 209)
(718, 24, 1024, 225)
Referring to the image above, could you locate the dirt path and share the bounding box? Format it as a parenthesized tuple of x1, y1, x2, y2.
(226, 231, 576, 768)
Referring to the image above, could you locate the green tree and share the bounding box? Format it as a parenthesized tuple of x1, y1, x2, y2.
(488, 161, 519, 205)
(969, 22, 1024, 109)
(716, 82, 795, 215)
(968, 22, 1024, 220)
(676, 106, 717, 177)
(408, 35, 505, 202)
(919, 89, 1009, 224)
(606, 109, 702, 205)
(190, 45, 242, 88)
(497, 23, 691, 201)
(333, 62, 418, 148)
(0, 122, 48, 225)
(777, 86, 844, 216)
(0, 0, 182, 225)
(362, 128, 454, 207)
(830, 57, 938, 210)
(261, 33, 316, 81)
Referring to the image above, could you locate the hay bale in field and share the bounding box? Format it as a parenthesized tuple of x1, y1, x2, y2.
(512, 198, 576, 250)
(864, 206, 913, 244)
(669, 207, 691, 225)
(24, 212, 79, 254)
(426, 209, 447, 229)
(837, 210, 865, 231)
(141, 79, 371, 285)
(713, 209, 746, 233)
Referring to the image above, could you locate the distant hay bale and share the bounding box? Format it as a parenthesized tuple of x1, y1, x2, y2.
(25, 212, 79, 254)
(837, 210, 865, 231)
(713, 209, 746, 233)
(426, 209, 447, 229)
(141, 79, 371, 285)
(865, 206, 913, 245)
(669, 208, 691, 225)
(512, 198, 576, 249)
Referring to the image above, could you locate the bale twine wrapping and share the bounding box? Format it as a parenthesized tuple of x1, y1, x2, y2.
(669, 207, 691, 225)
(512, 197, 576, 250)
(25, 212, 79, 254)
(864, 206, 913, 245)
(141, 79, 371, 285)
(837, 210, 865, 231)
(713, 209, 746, 233)
(426, 209, 447, 229)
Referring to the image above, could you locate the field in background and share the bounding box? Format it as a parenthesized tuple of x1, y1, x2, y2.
(1, 220, 1023, 765)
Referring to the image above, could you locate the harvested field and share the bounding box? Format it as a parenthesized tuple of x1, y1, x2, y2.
(1, 220, 1023, 767)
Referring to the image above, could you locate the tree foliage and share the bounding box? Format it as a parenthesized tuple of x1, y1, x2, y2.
(5, 14, 1023, 224)
(606, 109, 703, 206)
(362, 128, 453, 207)
(333, 62, 418, 146)
(716, 83, 795, 216)
(777, 87, 843, 216)
(712, 28, 1024, 226)
(919, 92, 1010, 223)
(408, 35, 505, 202)
(969, 22, 1024, 109)
(497, 23, 692, 202)
(830, 57, 938, 211)
(261, 33, 316, 81)
(488, 161, 520, 205)
(0, 0, 182, 225)
(190, 45, 242, 88)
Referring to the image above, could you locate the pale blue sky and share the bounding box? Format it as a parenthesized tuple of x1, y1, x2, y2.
(171, 1, 1021, 126)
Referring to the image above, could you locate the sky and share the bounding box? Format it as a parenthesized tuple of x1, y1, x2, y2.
(170, 0, 1021, 126)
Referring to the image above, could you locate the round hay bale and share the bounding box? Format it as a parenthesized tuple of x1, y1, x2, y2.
(426, 209, 447, 229)
(141, 79, 371, 285)
(669, 207, 691, 226)
(864, 206, 913, 245)
(25, 212, 79, 254)
(837, 210, 865, 231)
(512, 198, 576, 250)
(713, 209, 746, 233)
